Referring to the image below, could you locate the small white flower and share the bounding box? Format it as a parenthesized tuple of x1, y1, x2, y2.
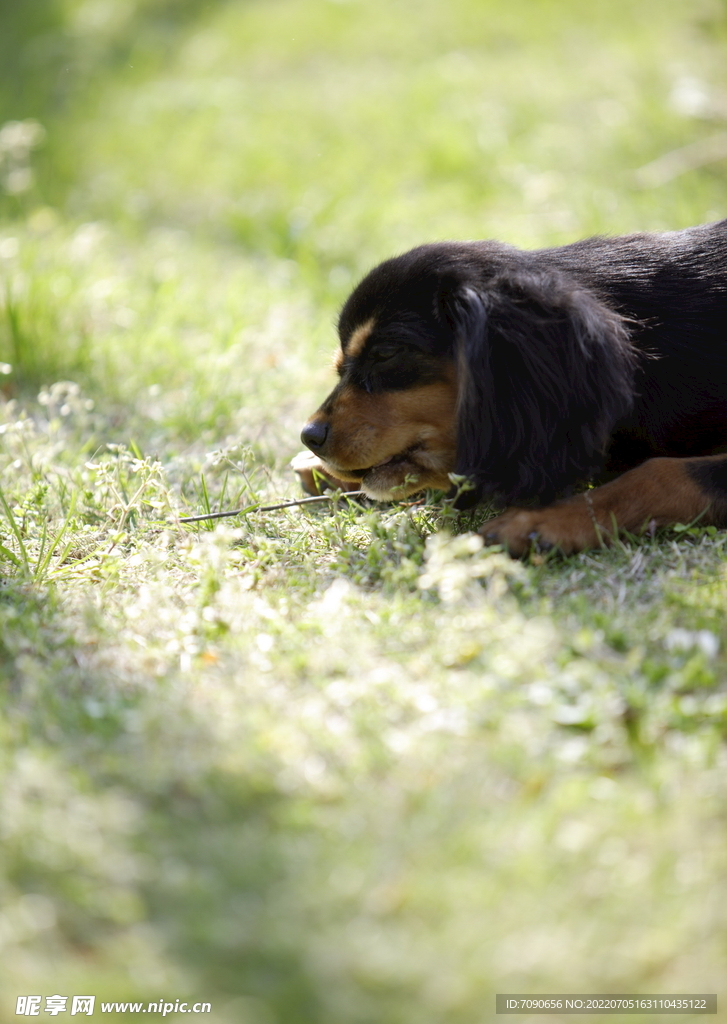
(664, 628, 719, 659)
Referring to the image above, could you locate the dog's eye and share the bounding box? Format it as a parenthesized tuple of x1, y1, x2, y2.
(372, 344, 401, 363)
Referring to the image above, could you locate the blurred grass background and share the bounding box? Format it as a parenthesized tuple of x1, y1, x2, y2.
(1, 0, 727, 1021)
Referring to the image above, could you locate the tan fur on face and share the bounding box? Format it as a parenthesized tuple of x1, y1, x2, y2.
(317, 369, 458, 497)
(333, 318, 375, 372)
(343, 318, 375, 358)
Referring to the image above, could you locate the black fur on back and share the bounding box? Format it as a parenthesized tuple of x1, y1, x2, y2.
(338, 220, 727, 506)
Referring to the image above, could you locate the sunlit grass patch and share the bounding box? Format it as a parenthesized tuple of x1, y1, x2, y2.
(3, 370, 727, 1013)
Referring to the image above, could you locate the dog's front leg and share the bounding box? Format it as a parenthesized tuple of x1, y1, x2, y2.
(481, 455, 726, 556)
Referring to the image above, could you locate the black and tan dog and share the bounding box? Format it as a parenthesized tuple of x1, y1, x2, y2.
(298, 220, 727, 554)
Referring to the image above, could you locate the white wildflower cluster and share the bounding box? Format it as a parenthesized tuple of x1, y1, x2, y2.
(82, 444, 170, 527)
(0, 386, 102, 505)
(0, 400, 35, 441)
(664, 628, 719, 659)
(0, 120, 45, 195)
(202, 442, 254, 473)
(418, 531, 527, 604)
(38, 381, 95, 423)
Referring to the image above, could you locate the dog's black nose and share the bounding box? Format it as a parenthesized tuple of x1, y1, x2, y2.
(301, 420, 329, 451)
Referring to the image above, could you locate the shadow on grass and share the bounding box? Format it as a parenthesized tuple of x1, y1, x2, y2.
(0, 580, 325, 1020)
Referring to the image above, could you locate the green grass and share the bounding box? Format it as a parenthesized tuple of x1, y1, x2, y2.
(1, 0, 727, 1021)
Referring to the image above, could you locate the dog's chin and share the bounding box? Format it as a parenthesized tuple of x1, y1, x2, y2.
(322, 451, 451, 501)
(359, 459, 425, 499)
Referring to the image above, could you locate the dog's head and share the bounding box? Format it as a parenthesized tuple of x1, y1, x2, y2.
(301, 242, 637, 505)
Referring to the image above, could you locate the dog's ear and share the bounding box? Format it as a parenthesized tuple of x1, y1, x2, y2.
(439, 270, 638, 505)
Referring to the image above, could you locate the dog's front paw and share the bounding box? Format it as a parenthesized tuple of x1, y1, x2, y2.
(480, 500, 601, 557)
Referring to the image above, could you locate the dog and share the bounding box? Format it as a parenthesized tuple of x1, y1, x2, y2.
(297, 219, 727, 555)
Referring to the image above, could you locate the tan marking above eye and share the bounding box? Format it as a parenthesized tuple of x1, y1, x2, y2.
(343, 317, 376, 359)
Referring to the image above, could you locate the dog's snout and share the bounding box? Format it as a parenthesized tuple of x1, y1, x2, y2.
(301, 419, 329, 451)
